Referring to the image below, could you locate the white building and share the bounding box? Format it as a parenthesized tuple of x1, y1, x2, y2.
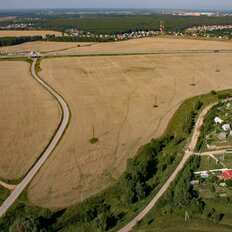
(222, 124, 231, 131)
(214, 117, 223, 124)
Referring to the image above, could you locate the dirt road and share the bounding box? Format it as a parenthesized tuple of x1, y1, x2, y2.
(118, 103, 215, 232)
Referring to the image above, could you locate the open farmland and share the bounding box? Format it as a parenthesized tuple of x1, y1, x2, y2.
(1, 37, 232, 54)
(0, 61, 61, 180)
(0, 41, 95, 53)
(0, 30, 66, 38)
(27, 51, 232, 209)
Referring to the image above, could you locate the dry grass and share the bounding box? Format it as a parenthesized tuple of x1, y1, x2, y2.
(0, 41, 95, 53)
(0, 30, 66, 38)
(1, 37, 232, 54)
(0, 61, 61, 180)
(28, 51, 232, 209)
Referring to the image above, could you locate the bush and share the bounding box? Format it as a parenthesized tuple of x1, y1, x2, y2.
(225, 179, 232, 187)
(195, 101, 203, 111)
(9, 216, 40, 232)
(208, 184, 215, 193)
(210, 90, 217, 95)
(218, 93, 231, 100)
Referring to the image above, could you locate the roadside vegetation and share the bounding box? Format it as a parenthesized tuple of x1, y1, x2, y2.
(0, 187, 9, 206)
(2, 89, 232, 231)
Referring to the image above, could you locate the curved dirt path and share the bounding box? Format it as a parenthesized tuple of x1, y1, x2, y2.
(118, 103, 216, 232)
(0, 181, 16, 191)
(0, 59, 70, 217)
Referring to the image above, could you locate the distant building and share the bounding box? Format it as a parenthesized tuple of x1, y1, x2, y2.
(190, 180, 200, 186)
(222, 124, 231, 131)
(227, 103, 231, 108)
(221, 170, 232, 180)
(214, 117, 223, 124)
(200, 172, 209, 178)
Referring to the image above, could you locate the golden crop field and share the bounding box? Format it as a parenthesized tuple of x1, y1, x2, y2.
(1, 37, 232, 54)
(27, 51, 232, 209)
(0, 30, 66, 38)
(0, 61, 61, 180)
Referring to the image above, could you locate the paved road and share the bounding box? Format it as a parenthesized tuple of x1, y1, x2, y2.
(1, 49, 232, 60)
(0, 59, 70, 217)
(118, 103, 215, 232)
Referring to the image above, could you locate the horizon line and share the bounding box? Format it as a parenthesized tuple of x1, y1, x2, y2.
(0, 7, 231, 12)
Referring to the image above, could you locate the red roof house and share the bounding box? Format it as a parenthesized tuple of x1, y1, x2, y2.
(221, 170, 232, 180)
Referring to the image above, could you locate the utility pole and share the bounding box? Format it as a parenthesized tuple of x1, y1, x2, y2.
(190, 76, 196, 86)
(92, 124, 95, 138)
(160, 20, 165, 34)
(153, 95, 159, 108)
(216, 64, 220, 72)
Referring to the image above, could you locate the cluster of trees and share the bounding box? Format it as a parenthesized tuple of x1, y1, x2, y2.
(182, 100, 203, 137)
(196, 103, 218, 151)
(119, 135, 174, 206)
(0, 36, 42, 47)
(160, 156, 204, 215)
(2, 13, 232, 35)
(0, 35, 114, 48)
(16, 15, 232, 34)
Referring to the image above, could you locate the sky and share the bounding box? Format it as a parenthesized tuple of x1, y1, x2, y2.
(1, 0, 232, 10)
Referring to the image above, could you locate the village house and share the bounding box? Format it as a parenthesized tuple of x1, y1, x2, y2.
(219, 132, 227, 140)
(221, 170, 232, 180)
(214, 117, 223, 124)
(222, 124, 231, 131)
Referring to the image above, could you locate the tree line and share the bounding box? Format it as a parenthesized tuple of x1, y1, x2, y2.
(0, 36, 43, 47)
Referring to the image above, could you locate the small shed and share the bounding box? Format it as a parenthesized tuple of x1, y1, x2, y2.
(222, 124, 231, 131)
(190, 180, 200, 186)
(219, 132, 227, 140)
(214, 117, 223, 124)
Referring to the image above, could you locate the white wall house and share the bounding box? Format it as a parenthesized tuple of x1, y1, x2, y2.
(222, 124, 231, 131)
(214, 117, 223, 124)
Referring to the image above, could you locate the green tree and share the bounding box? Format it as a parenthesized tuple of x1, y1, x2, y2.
(9, 216, 40, 232)
(225, 179, 232, 187)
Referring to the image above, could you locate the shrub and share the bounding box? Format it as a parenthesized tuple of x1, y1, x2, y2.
(225, 179, 232, 187)
(210, 90, 217, 95)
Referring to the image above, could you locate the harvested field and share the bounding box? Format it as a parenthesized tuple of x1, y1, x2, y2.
(0, 61, 61, 180)
(1, 37, 232, 55)
(0, 41, 95, 54)
(28, 52, 232, 209)
(0, 30, 65, 38)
